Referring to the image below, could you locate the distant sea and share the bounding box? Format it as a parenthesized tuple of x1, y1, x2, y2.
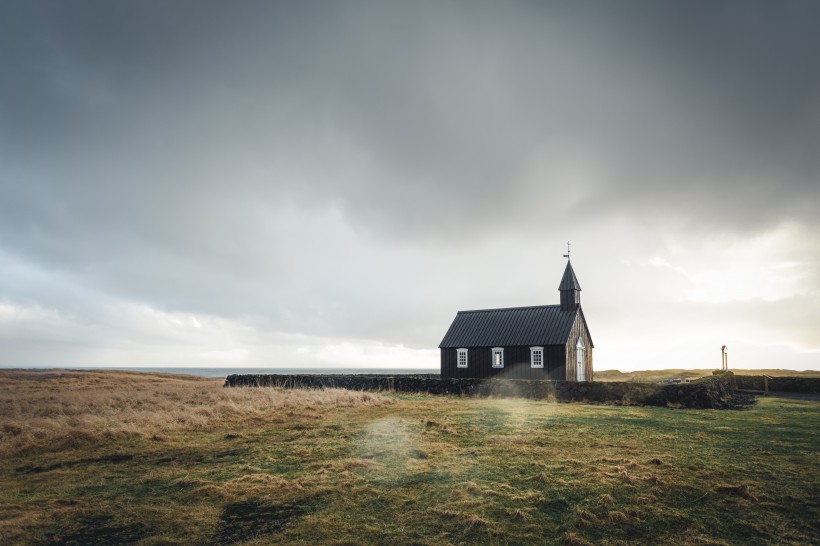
(0, 366, 439, 379)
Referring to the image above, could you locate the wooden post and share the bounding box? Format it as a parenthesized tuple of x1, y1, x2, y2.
(763, 375, 772, 396)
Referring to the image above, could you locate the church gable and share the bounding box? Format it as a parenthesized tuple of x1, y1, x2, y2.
(565, 308, 594, 382)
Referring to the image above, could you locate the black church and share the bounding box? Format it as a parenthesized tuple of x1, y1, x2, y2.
(439, 259, 593, 381)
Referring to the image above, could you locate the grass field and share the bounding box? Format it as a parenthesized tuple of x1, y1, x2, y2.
(1, 370, 818, 545)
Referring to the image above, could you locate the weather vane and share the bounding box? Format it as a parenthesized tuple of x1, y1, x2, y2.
(563, 241, 570, 259)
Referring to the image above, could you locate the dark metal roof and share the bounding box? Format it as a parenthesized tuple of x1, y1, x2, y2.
(439, 305, 578, 348)
(558, 261, 582, 291)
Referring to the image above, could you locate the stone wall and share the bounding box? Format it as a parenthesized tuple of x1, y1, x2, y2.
(648, 374, 737, 408)
(224, 373, 739, 409)
(735, 375, 820, 393)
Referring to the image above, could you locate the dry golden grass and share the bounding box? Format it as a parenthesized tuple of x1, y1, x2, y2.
(0, 369, 392, 455)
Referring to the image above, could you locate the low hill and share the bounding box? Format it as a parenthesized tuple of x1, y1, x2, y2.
(594, 368, 820, 382)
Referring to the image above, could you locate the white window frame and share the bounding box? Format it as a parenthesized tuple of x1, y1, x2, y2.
(576, 337, 586, 381)
(530, 346, 544, 368)
(492, 347, 504, 368)
(457, 348, 468, 368)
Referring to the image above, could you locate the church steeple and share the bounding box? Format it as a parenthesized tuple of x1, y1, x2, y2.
(559, 259, 581, 311)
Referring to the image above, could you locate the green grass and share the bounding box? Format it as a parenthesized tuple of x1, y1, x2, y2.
(1, 373, 818, 545)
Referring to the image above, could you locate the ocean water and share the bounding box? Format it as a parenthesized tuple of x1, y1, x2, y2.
(1, 366, 439, 379)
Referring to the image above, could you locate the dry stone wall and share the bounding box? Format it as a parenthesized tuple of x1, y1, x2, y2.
(735, 375, 820, 393)
(224, 374, 739, 409)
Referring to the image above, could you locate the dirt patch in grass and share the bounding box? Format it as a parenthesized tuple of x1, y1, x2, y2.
(214, 500, 313, 544)
(15, 453, 134, 474)
(43, 513, 149, 546)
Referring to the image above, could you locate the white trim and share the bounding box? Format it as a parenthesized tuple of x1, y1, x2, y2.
(530, 346, 544, 368)
(457, 348, 468, 368)
(492, 347, 504, 368)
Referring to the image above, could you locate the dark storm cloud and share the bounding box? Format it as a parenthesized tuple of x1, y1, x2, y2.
(3, 1, 818, 237)
(1, 1, 818, 359)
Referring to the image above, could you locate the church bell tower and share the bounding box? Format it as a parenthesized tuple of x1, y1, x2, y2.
(559, 243, 581, 311)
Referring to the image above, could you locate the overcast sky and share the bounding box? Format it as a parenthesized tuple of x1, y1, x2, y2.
(1, 1, 818, 371)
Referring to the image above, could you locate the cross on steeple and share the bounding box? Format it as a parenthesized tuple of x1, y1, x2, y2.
(563, 241, 570, 259)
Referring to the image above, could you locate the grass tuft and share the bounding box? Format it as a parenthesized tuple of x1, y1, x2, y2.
(598, 493, 615, 505)
(607, 510, 631, 524)
(430, 508, 496, 529)
(563, 531, 595, 545)
(715, 484, 758, 502)
(512, 508, 531, 522)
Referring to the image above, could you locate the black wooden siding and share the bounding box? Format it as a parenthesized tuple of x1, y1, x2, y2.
(439, 290, 593, 381)
(441, 345, 566, 380)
